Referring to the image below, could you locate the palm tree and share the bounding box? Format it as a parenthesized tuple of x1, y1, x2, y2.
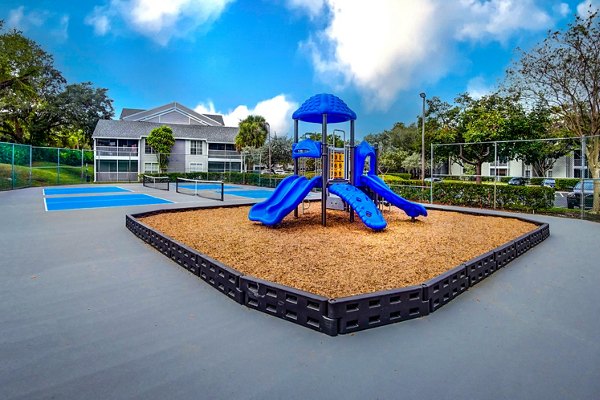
(235, 115, 268, 151)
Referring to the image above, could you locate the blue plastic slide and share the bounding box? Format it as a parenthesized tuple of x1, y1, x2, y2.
(360, 174, 428, 219)
(249, 175, 322, 226)
(328, 183, 387, 230)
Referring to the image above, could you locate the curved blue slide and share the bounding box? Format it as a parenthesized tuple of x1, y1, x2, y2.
(249, 175, 322, 226)
(360, 174, 428, 219)
(329, 183, 387, 230)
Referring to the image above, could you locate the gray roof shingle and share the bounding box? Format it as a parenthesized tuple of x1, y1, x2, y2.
(92, 119, 238, 143)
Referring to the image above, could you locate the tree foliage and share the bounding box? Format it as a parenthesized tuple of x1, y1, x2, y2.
(261, 135, 292, 169)
(426, 93, 526, 183)
(511, 103, 577, 177)
(146, 126, 175, 173)
(235, 115, 268, 151)
(508, 9, 600, 211)
(0, 22, 113, 147)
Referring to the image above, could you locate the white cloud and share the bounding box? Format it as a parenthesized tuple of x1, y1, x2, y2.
(553, 3, 571, 17)
(85, 0, 234, 45)
(577, 0, 600, 16)
(466, 76, 495, 99)
(7, 6, 47, 30)
(194, 95, 299, 136)
(85, 7, 111, 35)
(456, 0, 552, 42)
(6, 6, 69, 41)
(290, 0, 555, 110)
(285, 0, 325, 18)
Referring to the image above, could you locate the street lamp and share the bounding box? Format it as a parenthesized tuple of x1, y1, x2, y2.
(419, 92, 426, 181)
(265, 122, 271, 173)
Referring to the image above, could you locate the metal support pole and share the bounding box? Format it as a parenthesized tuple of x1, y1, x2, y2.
(581, 135, 586, 219)
(350, 120, 355, 222)
(430, 144, 434, 204)
(266, 122, 271, 173)
(29, 145, 32, 186)
(57, 148, 60, 185)
(321, 114, 328, 227)
(420, 92, 426, 181)
(294, 119, 299, 218)
(11, 143, 15, 189)
(494, 141, 498, 209)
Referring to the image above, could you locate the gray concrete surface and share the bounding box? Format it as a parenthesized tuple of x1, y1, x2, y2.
(1, 185, 599, 400)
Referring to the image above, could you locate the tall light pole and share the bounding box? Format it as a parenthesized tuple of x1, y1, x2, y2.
(265, 122, 271, 173)
(419, 92, 426, 181)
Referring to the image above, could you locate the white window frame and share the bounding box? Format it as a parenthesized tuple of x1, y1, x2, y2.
(144, 162, 159, 173)
(188, 162, 203, 172)
(190, 140, 203, 155)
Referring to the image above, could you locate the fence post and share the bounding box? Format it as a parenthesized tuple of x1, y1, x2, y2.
(430, 143, 434, 204)
(494, 141, 498, 209)
(581, 135, 586, 219)
(57, 148, 60, 185)
(11, 143, 15, 189)
(81, 149, 84, 181)
(29, 145, 32, 186)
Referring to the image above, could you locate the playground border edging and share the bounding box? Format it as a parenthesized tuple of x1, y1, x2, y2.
(126, 207, 549, 336)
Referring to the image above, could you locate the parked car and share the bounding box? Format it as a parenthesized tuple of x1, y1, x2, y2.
(541, 178, 556, 189)
(273, 169, 286, 175)
(424, 177, 443, 182)
(567, 179, 594, 209)
(508, 177, 527, 186)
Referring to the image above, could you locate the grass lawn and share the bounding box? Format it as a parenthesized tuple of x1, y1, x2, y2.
(0, 163, 93, 190)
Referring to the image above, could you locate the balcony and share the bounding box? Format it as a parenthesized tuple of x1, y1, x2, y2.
(208, 150, 241, 160)
(95, 172, 138, 182)
(96, 146, 139, 157)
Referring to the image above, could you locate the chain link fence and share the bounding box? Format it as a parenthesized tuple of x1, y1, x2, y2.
(0, 141, 93, 191)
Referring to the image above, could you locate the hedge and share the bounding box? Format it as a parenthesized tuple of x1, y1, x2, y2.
(412, 182, 553, 210)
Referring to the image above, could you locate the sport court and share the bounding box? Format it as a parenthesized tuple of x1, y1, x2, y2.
(40, 181, 293, 211)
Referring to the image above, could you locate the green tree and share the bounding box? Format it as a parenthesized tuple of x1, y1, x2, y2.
(260, 136, 292, 169)
(146, 126, 175, 173)
(0, 23, 65, 144)
(507, 9, 600, 211)
(511, 103, 577, 177)
(235, 115, 268, 152)
(430, 93, 525, 183)
(29, 82, 114, 146)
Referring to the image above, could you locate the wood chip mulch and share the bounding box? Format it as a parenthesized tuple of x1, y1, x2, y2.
(140, 204, 537, 299)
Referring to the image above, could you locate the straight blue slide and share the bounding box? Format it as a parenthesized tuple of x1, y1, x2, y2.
(360, 174, 427, 219)
(249, 175, 322, 226)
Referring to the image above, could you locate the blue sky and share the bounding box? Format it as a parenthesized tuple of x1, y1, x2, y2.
(1, 0, 598, 139)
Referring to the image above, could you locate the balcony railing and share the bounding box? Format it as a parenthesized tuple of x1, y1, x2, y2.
(96, 146, 138, 157)
(208, 150, 241, 160)
(96, 172, 139, 182)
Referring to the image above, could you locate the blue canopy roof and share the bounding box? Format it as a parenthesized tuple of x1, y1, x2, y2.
(292, 93, 356, 123)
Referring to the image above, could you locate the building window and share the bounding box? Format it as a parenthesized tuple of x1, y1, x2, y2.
(208, 143, 236, 151)
(208, 161, 241, 172)
(144, 162, 159, 173)
(189, 162, 203, 172)
(144, 142, 155, 154)
(190, 140, 203, 155)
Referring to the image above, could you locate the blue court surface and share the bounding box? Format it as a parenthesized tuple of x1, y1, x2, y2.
(223, 189, 275, 199)
(44, 186, 130, 195)
(45, 193, 172, 211)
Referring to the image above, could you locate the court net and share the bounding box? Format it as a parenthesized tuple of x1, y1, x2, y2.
(142, 175, 170, 191)
(175, 178, 224, 201)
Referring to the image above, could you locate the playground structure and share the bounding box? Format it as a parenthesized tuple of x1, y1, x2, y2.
(248, 93, 427, 230)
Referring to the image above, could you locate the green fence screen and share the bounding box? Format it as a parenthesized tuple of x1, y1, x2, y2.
(0, 142, 93, 190)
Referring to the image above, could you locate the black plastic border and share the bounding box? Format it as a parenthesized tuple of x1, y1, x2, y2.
(126, 207, 550, 336)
